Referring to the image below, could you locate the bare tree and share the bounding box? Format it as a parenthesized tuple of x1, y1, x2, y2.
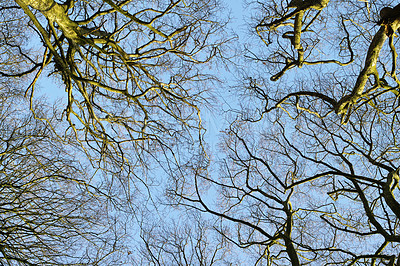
(0, 94, 134, 264)
(2, 0, 228, 167)
(8, 0, 400, 264)
(132, 212, 235, 266)
(0, 1, 233, 264)
(249, 0, 400, 124)
(166, 0, 400, 265)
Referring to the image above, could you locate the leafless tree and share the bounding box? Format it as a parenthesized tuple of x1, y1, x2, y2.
(8, 0, 400, 265)
(0, 1, 232, 264)
(2, 0, 228, 168)
(166, 0, 400, 265)
(0, 1, 235, 264)
(131, 212, 237, 266)
(0, 93, 134, 264)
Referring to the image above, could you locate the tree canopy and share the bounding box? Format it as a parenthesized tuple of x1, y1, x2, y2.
(2, 0, 400, 265)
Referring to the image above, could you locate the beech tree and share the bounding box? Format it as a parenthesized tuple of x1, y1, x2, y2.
(3, 0, 226, 167)
(5, 0, 400, 265)
(0, 93, 130, 264)
(168, 0, 400, 265)
(0, 0, 227, 264)
(134, 213, 235, 265)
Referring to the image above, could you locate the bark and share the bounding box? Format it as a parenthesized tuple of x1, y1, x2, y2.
(335, 19, 400, 122)
(19, 0, 82, 43)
